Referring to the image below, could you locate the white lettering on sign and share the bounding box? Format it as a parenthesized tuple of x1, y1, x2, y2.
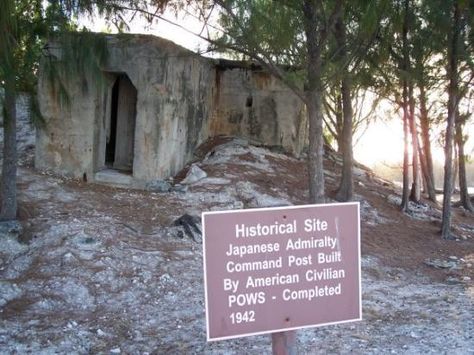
(286, 236, 337, 250)
(226, 257, 283, 273)
(226, 242, 280, 257)
(223, 279, 239, 293)
(317, 251, 342, 264)
(203, 202, 361, 342)
(245, 273, 300, 288)
(235, 220, 297, 238)
(303, 218, 328, 232)
(228, 292, 266, 307)
(230, 311, 256, 324)
(288, 254, 313, 267)
(305, 268, 346, 282)
(282, 283, 342, 301)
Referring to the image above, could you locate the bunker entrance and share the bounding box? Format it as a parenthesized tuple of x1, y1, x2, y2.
(105, 73, 137, 172)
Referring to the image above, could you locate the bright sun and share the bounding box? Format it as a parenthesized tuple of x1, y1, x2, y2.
(354, 120, 405, 167)
(354, 119, 452, 168)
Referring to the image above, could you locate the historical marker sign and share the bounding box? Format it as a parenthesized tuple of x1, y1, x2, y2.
(202, 202, 361, 341)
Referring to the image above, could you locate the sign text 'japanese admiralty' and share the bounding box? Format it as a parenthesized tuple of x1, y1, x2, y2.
(202, 202, 361, 341)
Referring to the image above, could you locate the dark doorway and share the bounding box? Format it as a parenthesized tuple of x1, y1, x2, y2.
(105, 77, 120, 165)
(105, 74, 137, 172)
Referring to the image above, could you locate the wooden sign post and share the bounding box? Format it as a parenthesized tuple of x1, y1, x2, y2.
(272, 330, 297, 355)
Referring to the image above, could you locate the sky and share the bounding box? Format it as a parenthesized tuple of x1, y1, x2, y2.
(79, 8, 211, 53)
(79, 9, 474, 170)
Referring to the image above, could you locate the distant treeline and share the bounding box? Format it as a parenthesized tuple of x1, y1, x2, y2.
(372, 160, 474, 190)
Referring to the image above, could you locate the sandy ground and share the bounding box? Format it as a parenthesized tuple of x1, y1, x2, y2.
(0, 98, 473, 354)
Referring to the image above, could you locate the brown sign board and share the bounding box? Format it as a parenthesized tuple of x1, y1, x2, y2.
(202, 202, 361, 341)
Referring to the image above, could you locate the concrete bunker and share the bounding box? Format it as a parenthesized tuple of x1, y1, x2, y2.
(36, 34, 307, 188)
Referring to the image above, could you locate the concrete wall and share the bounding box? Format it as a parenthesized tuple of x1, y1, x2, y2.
(37, 35, 214, 186)
(36, 70, 98, 178)
(210, 63, 307, 156)
(36, 34, 307, 186)
(101, 35, 215, 185)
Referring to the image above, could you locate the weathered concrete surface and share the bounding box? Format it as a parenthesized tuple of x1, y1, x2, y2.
(37, 35, 214, 187)
(36, 34, 307, 187)
(36, 70, 97, 179)
(210, 62, 307, 156)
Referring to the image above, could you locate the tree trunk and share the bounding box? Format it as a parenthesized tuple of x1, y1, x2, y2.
(418, 81, 437, 202)
(401, 87, 411, 212)
(303, 0, 326, 205)
(409, 81, 421, 203)
(451, 147, 458, 194)
(334, 8, 353, 202)
(0, 75, 18, 221)
(418, 139, 429, 193)
(455, 115, 473, 211)
(441, 1, 460, 239)
(306, 88, 326, 204)
(335, 89, 343, 152)
(400, 0, 411, 212)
